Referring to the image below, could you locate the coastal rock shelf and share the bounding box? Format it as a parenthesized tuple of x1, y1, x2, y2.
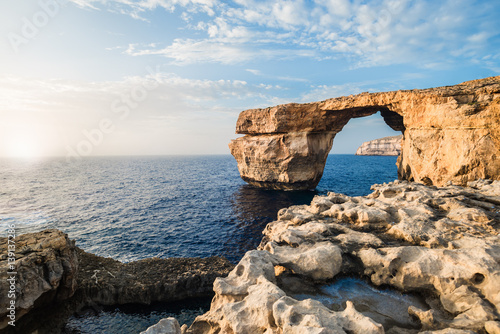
(355, 135, 403, 156)
(229, 76, 500, 190)
(0, 230, 78, 330)
(153, 179, 500, 334)
(0, 230, 233, 334)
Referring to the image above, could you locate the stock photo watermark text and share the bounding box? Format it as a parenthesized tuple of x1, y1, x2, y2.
(65, 66, 162, 162)
(5, 224, 17, 327)
(7, 0, 69, 54)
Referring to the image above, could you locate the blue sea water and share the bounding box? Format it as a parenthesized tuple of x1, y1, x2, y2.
(64, 298, 212, 333)
(0, 154, 397, 263)
(0, 154, 398, 333)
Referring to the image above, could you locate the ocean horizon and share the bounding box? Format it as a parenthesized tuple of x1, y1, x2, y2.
(0, 154, 398, 332)
(0, 154, 398, 263)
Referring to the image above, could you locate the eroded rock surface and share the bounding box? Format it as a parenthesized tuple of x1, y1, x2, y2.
(75, 248, 234, 306)
(0, 230, 234, 334)
(230, 76, 500, 190)
(140, 317, 183, 334)
(0, 229, 78, 330)
(356, 135, 402, 156)
(176, 180, 500, 333)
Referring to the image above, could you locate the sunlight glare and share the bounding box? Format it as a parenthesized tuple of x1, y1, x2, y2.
(4, 130, 44, 159)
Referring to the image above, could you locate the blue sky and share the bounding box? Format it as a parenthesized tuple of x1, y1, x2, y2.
(1, 0, 499, 158)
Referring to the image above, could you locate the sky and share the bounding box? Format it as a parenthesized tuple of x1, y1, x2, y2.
(0, 0, 499, 158)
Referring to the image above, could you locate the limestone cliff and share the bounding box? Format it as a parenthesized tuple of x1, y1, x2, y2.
(355, 135, 402, 156)
(229, 76, 500, 190)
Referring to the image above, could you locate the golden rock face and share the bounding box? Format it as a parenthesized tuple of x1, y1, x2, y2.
(229, 76, 500, 190)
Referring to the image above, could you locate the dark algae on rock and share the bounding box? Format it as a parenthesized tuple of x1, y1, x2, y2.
(0, 230, 233, 334)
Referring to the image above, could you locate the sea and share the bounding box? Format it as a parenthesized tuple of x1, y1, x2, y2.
(0, 154, 398, 333)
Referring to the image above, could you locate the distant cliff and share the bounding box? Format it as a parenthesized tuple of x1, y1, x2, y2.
(355, 135, 402, 156)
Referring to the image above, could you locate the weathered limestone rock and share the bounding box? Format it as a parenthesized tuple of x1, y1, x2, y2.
(179, 180, 500, 333)
(418, 330, 476, 334)
(263, 241, 342, 281)
(485, 321, 500, 334)
(187, 250, 383, 334)
(359, 246, 499, 328)
(140, 317, 182, 334)
(356, 135, 402, 156)
(229, 131, 336, 190)
(187, 250, 285, 333)
(229, 76, 500, 190)
(272, 298, 383, 334)
(1, 231, 234, 334)
(0, 229, 78, 330)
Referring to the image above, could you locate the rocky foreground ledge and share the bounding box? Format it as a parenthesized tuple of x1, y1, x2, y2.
(0, 230, 233, 334)
(149, 180, 500, 334)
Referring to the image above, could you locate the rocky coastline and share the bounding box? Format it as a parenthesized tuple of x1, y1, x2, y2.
(0, 230, 233, 334)
(144, 179, 500, 334)
(2, 180, 500, 333)
(355, 135, 402, 156)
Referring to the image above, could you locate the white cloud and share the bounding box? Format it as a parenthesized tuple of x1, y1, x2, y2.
(246, 69, 262, 76)
(0, 73, 265, 118)
(467, 32, 490, 44)
(270, 0, 308, 28)
(126, 39, 316, 64)
(68, 0, 218, 19)
(0, 74, 290, 156)
(471, 53, 500, 74)
(317, 0, 351, 18)
(127, 39, 256, 64)
(70, 0, 499, 68)
(69, 0, 101, 10)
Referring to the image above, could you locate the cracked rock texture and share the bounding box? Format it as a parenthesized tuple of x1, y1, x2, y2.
(0, 230, 78, 330)
(163, 179, 500, 334)
(229, 76, 500, 190)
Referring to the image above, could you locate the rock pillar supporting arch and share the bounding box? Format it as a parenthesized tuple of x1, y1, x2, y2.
(230, 131, 337, 190)
(229, 76, 500, 190)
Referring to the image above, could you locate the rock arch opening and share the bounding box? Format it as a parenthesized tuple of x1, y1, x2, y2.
(317, 110, 404, 193)
(331, 110, 404, 155)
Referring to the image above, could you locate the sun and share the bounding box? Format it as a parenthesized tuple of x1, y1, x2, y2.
(9, 141, 40, 158)
(3, 131, 45, 159)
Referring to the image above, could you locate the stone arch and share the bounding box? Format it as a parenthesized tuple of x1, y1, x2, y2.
(332, 109, 404, 154)
(229, 106, 405, 190)
(229, 77, 500, 190)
